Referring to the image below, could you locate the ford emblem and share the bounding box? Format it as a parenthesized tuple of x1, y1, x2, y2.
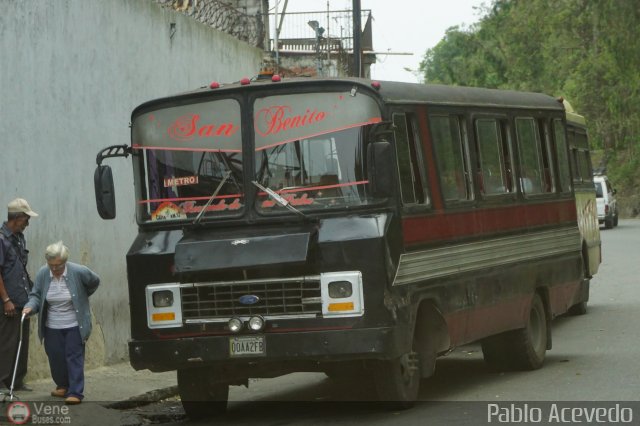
(239, 295, 260, 305)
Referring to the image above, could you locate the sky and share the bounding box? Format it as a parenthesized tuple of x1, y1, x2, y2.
(279, 0, 487, 82)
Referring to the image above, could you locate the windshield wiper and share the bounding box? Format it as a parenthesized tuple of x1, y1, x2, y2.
(251, 181, 308, 220)
(193, 171, 232, 225)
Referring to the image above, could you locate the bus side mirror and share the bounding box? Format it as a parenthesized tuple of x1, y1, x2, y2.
(94, 165, 116, 219)
(367, 141, 394, 198)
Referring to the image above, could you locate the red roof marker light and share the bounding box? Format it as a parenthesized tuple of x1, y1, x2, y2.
(240, 77, 251, 85)
(371, 81, 381, 90)
(209, 81, 220, 89)
(271, 74, 282, 82)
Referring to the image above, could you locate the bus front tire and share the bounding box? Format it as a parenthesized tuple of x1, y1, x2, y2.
(177, 367, 229, 419)
(373, 338, 421, 409)
(482, 293, 548, 371)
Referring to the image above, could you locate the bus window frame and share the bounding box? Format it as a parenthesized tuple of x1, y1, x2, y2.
(391, 110, 431, 213)
(514, 116, 549, 198)
(427, 112, 475, 207)
(470, 113, 517, 202)
(537, 118, 558, 194)
(551, 118, 573, 194)
(568, 127, 593, 184)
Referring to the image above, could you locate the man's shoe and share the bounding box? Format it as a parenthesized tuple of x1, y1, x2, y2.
(64, 396, 82, 405)
(51, 388, 67, 398)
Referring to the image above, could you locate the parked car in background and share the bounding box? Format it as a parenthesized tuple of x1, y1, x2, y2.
(594, 175, 618, 228)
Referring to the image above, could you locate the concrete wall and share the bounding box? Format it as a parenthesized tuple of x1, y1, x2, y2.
(0, 0, 262, 379)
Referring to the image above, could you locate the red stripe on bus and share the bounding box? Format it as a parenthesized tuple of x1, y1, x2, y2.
(402, 199, 577, 247)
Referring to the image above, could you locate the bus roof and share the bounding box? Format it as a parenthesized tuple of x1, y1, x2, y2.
(132, 77, 565, 117)
(372, 79, 563, 111)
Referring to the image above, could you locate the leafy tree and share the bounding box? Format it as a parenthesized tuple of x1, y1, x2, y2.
(419, 0, 640, 213)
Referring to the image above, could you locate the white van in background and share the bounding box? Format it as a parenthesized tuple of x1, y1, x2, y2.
(594, 175, 618, 228)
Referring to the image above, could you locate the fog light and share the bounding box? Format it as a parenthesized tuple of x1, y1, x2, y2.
(328, 302, 354, 312)
(152, 312, 176, 321)
(248, 316, 265, 332)
(228, 318, 243, 333)
(328, 281, 353, 298)
(152, 290, 174, 307)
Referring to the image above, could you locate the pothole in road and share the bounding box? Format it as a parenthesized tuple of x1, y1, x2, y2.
(118, 398, 186, 425)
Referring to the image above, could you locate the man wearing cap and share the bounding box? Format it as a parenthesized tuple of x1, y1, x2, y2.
(0, 198, 38, 391)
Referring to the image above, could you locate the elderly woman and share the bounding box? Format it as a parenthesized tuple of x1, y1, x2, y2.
(22, 241, 100, 405)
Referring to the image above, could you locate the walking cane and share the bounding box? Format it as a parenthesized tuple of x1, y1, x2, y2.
(2, 313, 26, 402)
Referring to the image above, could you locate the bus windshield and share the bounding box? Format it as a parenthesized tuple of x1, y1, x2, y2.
(131, 88, 383, 223)
(253, 90, 382, 213)
(132, 98, 244, 223)
(255, 125, 372, 213)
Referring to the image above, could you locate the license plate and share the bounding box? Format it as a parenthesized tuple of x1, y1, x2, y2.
(229, 336, 265, 357)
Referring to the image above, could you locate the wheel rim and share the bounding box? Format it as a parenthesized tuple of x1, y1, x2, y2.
(400, 350, 419, 384)
(528, 299, 546, 358)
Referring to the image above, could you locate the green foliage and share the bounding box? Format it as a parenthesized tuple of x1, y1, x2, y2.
(419, 0, 640, 209)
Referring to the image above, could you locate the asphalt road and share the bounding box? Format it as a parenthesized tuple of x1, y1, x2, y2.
(123, 220, 640, 425)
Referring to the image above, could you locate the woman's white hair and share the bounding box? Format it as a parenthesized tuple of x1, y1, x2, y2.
(45, 241, 69, 261)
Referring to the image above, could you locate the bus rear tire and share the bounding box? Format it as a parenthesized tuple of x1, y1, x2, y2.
(482, 293, 548, 371)
(373, 338, 421, 409)
(177, 367, 229, 419)
(568, 278, 589, 316)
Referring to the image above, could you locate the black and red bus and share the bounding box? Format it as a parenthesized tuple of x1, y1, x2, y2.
(94, 77, 599, 417)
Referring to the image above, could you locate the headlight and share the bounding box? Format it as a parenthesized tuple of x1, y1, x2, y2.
(321, 271, 364, 317)
(146, 283, 182, 329)
(328, 281, 353, 298)
(248, 316, 265, 332)
(228, 318, 243, 333)
(152, 290, 174, 307)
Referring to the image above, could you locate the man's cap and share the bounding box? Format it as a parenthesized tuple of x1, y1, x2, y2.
(8, 198, 39, 217)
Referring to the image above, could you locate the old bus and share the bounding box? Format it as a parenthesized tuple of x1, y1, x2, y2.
(94, 77, 599, 417)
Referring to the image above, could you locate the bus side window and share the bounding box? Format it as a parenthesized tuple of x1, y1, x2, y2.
(575, 131, 593, 181)
(430, 115, 473, 202)
(393, 113, 428, 206)
(515, 117, 545, 195)
(566, 126, 592, 184)
(566, 127, 581, 183)
(537, 119, 556, 193)
(474, 118, 512, 195)
(552, 120, 572, 193)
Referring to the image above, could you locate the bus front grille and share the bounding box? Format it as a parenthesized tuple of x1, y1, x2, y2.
(180, 276, 322, 319)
